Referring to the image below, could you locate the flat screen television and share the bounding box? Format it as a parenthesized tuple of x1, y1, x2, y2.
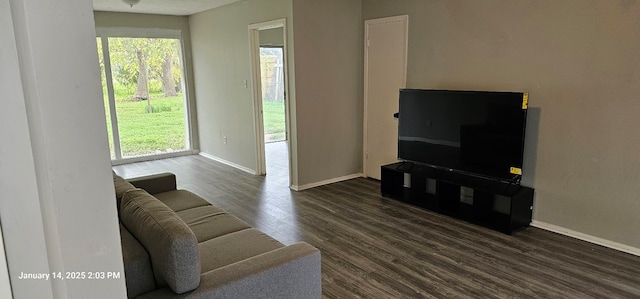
(398, 89, 528, 182)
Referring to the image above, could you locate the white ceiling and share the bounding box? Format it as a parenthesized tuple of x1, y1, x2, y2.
(93, 0, 243, 16)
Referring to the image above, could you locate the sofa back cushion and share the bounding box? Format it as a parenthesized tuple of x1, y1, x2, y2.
(113, 171, 135, 210)
(120, 188, 200, 294)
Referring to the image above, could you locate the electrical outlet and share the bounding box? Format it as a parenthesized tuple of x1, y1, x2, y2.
(223, 136, 228, 144)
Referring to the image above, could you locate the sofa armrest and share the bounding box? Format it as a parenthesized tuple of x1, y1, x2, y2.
(128, 173, 177, 194)
(137, 242, 322, 299)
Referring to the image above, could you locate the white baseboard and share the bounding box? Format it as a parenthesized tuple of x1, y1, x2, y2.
(199, 152, 257, 175)
(291, 173, 363, 191)
(531, 220, 640, 257)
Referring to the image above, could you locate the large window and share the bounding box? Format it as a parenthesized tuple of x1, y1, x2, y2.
(96, 29, 192, 162)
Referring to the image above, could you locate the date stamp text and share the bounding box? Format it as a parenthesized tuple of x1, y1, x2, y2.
(18, 271, 121, 280)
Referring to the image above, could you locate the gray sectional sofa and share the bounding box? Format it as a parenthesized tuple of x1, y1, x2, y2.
(113, 171, 322, 298)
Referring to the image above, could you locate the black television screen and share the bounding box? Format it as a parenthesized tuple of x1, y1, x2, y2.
(398, 89, 528, 181)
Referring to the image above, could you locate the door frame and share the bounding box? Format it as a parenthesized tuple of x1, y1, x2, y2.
(248, 19, 292, 183)
(363, 15, 409, 178)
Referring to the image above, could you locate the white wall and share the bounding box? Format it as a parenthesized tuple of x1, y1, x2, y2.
(0, 1, 51, 297)
(2, 0, 127, 297)
(0, 224, 13, 298)
(362, 0, 640, 250)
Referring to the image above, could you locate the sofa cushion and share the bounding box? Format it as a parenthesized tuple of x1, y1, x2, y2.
(154, 190, 211, 212)
(120, 188, 200, 294)
(119, 224, 156, 298)
(199, 229, 284, 273)
(113, 171, 135, 209)
(177, 206, 251, 243)
(127, 173, 176, 195)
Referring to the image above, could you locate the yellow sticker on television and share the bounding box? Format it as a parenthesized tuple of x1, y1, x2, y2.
(510, 167, 522, 175)
(522, 93, 529, 109)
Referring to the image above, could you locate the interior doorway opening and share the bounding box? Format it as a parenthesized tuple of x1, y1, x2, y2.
(260, 46, 287, 143)
(249, 20, 292, 187)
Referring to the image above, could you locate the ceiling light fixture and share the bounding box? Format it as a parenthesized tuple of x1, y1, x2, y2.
(122, 0, 141, 7)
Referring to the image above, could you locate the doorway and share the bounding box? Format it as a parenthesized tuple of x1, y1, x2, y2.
(260, 45, 286, 143)
(249, 19, 291, 187)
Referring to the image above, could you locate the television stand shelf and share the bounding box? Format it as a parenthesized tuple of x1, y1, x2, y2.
(381, 162, 534, 234)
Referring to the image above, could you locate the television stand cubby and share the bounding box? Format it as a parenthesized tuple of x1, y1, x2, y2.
(381, 162, 534, 234)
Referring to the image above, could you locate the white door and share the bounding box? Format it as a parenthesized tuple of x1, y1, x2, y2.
(364, 15, 408, 179)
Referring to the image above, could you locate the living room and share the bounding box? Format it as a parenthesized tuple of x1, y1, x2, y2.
(2, 0, 640, 298)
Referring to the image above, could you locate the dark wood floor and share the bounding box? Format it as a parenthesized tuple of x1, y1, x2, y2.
(114, 147, 640, 299)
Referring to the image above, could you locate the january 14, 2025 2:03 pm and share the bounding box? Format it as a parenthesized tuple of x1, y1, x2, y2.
(17, 271, 121, 281)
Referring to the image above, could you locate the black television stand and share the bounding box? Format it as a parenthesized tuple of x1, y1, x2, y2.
(381, 162, 534, 234)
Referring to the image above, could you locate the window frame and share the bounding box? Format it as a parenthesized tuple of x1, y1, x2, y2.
(96, 27, 195, 164)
